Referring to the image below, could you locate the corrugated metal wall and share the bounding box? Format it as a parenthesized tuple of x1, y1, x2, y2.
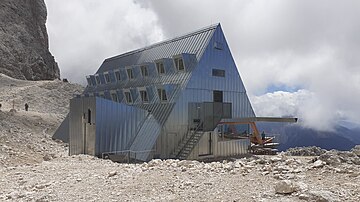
(160, 24, 255, 159)
(95, 97, 147, 156)
(67, 24, 255, 160)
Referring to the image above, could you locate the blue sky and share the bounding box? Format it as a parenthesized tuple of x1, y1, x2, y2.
(45, 0, 360, 131)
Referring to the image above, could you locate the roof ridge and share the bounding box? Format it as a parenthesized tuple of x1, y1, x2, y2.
(105, 23, 219, 62)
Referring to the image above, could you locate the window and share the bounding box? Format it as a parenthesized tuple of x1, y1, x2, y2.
(115, 71, 121, 81)
(214, 41, 223, 50)
(99, 93, 105, 98)
(126, 68, 134, 79)
(87, 109, 91, 124)
(124, 91, 132, 103)
(174, 57, 184, 71)
(86, 77, 92, 86)
(140, 90, 149, 102)
(141, 66, 149, 77)
(213, 90, 223, 103)
(104, 73, 110, 83)
(111, 93, 118, 102)
(95, 76, 101, 84)
(157, 89, 167, 101)
(156, 62, 165, 75)
(212, 69, 225, 77)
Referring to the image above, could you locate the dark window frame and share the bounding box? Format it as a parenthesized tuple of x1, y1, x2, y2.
(156, 61, 165, 75)
(115, 71, 121, 81)
(157, 88, 167, 101)
(212, 69, 225, 77)
(140, 90, 149, 102)
(111, 93, 118, 102)
(95, 75, 101, 85)
(174, 57, 185, 71)
(213, 90, 223, 103)
(141, 65, 149, 77)
(124, 91, 133, 103)
(104, 73, 110, 83)
(126, 68, 134, 80)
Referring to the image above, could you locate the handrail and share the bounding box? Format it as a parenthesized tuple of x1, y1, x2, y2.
(176, 121, 203, 158)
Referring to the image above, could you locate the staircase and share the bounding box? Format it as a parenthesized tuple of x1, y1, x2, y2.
(171, 122, 204, 160)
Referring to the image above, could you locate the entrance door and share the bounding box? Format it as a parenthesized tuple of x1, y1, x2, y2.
(198, 132, 212, 156)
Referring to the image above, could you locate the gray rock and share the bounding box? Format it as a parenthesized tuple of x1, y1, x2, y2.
(319, 150, 360, 165)
(285, 146, 327, 156)
(307, 190, 340, 202)
(351, 145, 360, 157)
(0, 0, 60, 80)
(108, 171, 117, 177)
(313, 160, 326, 168)
(274, 180, 298, 194)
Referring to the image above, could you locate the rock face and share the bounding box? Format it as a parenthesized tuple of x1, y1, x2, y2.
(0, 0, 60, 80)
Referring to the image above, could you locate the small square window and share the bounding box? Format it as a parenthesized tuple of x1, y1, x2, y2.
(141, 66, 149, 77)
(156, 62, 165, 75)
(111, 93, 118, 102)
(115, 71, 121, 81)
(157, 88, 167, 101)
(104, 73, 110, 83)
(214, 41, 224, 50)
(127, 68, 134, 79)
(124, 91, 132, 103)
(212, 69, 225, 77)
(174, 57, 184, 71)
(140, 90, 149, 102)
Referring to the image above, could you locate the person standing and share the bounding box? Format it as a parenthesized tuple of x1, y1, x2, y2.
(25, 103, 29, 111)
(261, 131, 266, 141)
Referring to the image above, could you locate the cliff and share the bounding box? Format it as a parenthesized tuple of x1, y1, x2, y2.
(0, 0, 60, 80)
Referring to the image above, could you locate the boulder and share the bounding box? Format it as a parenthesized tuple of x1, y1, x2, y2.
(274, 180, 298, 194)
(351, 145, 360, 157)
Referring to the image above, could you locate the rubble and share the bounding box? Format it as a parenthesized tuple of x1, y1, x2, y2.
(0, 74, 359, 201)
(351, 145, 360, 156)
(284, 146, 327, 156)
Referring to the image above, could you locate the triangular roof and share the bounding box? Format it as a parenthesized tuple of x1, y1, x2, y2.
(96, 24, 218, 73)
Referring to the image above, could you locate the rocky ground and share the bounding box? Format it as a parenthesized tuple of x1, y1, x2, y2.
(0, 73, 83, 167)
(0, 74, 359, 201)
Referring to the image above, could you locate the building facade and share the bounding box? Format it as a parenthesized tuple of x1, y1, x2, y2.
(54, 24, 256, 161)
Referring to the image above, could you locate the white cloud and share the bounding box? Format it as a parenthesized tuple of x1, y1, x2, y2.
(45, 0, 164, 84)
(45, 0, 360, 131)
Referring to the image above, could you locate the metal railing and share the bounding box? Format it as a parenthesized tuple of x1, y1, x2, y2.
(175, 121, 204, 158)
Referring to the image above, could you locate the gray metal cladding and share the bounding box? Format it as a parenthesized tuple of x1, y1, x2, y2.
(65, 23, 256, 160)
(96, 24, 217, 74)
(94, 97, 148, 156)
(217, 138, 250, 157)
(69, 97, 97, 155)
(161, 24, 255, 158)
(53, 114, 70, 143)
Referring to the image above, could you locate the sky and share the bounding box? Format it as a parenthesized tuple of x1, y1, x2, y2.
(45, 0, 360, 131)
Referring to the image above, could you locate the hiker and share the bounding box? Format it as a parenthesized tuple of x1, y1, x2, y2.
(25, 103, 29, 111)
(261, 131, 266, 141)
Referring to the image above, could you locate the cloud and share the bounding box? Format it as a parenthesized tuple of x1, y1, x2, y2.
(45, 0, 164, 84)
(45, 0, 360, 131)
(144, 0, 360, 130)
